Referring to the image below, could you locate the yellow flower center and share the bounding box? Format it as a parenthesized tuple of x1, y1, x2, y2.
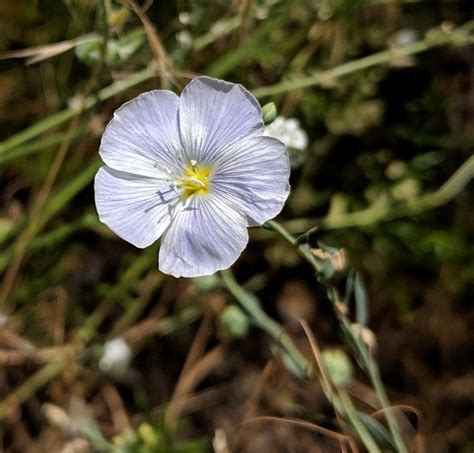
(178, 161, 212, 200)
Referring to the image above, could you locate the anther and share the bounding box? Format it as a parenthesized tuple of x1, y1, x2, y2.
(187, 176, 205, 188)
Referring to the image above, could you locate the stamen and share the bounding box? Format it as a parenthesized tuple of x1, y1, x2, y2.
(175, 161, 212, 200)
(187, 176, 205, 188)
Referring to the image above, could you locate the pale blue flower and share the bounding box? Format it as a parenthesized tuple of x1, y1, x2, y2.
(95, 76, 290, 277)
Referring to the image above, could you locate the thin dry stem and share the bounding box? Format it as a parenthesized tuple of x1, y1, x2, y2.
(297, 319, 336, 402)
(0, 56, 106, 306)
(242, 360, 275, 420)
(102, 384, 131, 433)
(122, 0, 175, 87)
(240, 416, 358, 452)
(165, 345, 224, 427)
(179, 312, 214, 378)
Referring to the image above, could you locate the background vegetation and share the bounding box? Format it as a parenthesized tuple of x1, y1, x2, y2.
(0, 0, 472, 451)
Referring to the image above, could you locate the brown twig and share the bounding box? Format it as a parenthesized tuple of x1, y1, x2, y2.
(102, 384, 130, 433)
(165, 345, 224, 427)
(165, 313, 215, 425)
(297, 318, 361, 449)
(297, 319, 335, 400)
(242, 360, 274, 420)
(0, 345, 75, 366)
(239, 416, 358, 452)
(177, 312, 214, 379)
(122, 0, 176, 88)
(161, 383, 234, 419)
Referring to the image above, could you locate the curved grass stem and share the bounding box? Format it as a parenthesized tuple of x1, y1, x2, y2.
(265, 220, 408, 453)
(219, 269, 312, 378)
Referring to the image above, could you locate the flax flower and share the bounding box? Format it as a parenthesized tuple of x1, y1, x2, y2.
(95, 76, 290, 277)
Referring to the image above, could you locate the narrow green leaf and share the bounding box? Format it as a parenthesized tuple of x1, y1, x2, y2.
(358, 412, 397, 450)
(354, 272, 369, 326)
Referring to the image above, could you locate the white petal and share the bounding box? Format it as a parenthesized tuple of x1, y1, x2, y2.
(285, 118, 299, 131)
(95, 166, 178, 248)
(158, 194, 248, 277)
(211, 136, 290, 226)
(291, 129, 308, 150)
(179, 76, 264, 163)
(99, 90, 182, 178)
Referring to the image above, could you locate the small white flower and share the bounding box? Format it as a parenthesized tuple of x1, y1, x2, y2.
(176, 30, 193, 48)
(392, 28, 418, 47)
(95, 77, 290, 277)
(99, 338, 132, 374)
(178, 12, 193, 25)
(264, 116, 308, 151)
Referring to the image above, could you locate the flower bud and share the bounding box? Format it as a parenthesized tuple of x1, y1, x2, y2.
(321, 348, 353, 388)
(194, 273, 221, 292)
(219, 305, 249, 338)
(261, 102, 277, 125)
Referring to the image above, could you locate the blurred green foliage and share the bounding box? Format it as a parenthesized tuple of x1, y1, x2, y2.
(0, 0, 473, 451)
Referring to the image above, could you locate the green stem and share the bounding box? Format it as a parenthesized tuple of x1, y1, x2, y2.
(338, 391, 381, 453)
(0, 160, 100, 269)
(253, 21, 474, 98)
(3, 22, 472, 158)
(0, 214, 98, 272)
(340, 317, 407, 453)
(265, 220, 407, 452)
(193, 15, 241, 50)
(0, 128, 85, 164)
(364, 353, 407, 453)
(284, 155, 474, 233)
(0, 65, 155, 156)
(0, 360, 67, 421)
(264, 220, 322, 272)
(219, 269, 312, 378)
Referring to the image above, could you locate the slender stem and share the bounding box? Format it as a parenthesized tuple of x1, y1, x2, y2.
(0, 38, 106, 305)
(0, 360, 67, 421)
(338, 391, 381, 453)
(219, 269, 312, 378)
(0, 128, 85, 164)
(3, 22, 472, 157)
(339, 317, 408, 453)
(0, 305, 202, 423)
(365, 355, 407, 453)
(0, 214, 98, 273)
(284, 155, 474, 233)
(265, 220, 407, 452)
(264, 220, 322, 272)
(0, 65, 156, 156)
(193, 15, 241, 50)
(412, 154, 474, 208)
(253, 21, 474, 98)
